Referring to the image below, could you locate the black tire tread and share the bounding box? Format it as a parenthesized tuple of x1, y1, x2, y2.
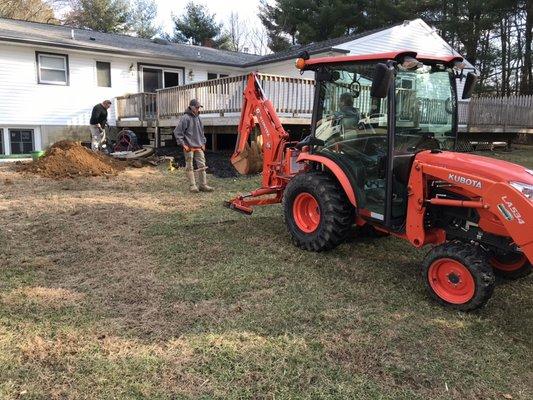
(283, 171, 354, 252)
(422, 241, 495, 311)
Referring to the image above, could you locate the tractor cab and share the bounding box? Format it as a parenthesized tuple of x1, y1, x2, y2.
(304, 52, 476, 231)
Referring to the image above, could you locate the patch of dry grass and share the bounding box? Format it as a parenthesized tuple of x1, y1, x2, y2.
(2, 286, 84, 308)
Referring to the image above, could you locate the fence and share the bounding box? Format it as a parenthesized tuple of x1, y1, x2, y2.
(467, 95, 533, 128)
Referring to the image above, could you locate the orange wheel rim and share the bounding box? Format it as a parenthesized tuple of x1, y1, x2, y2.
(428, 258, 475, 304)
(293, 193, 321, 233)
(489, 254, 527, 272)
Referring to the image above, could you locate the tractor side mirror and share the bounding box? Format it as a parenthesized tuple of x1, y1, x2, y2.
(371, 63, 394, 98)
(462, 72, 478, 99)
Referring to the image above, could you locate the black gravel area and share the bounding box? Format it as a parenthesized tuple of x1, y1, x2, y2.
(156, 146, 241, 178)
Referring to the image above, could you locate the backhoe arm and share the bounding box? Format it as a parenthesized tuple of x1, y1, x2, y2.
(226, 73, 295, 214)
(231, 73, 290, 183)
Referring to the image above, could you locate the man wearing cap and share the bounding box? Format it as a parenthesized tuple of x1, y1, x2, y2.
(173, 99, 214, 193)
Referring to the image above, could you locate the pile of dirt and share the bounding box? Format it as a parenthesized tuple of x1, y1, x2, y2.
(18, 141, 126, 178)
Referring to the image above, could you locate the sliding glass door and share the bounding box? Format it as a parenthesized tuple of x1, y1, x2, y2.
(141, 65, 182, 92)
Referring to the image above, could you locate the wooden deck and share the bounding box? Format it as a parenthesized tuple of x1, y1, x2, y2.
(116, 73, 314, 128)
(115, 74, 533, 149)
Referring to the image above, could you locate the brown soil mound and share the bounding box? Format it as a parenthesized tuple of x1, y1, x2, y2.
(18, 140, 125, 178)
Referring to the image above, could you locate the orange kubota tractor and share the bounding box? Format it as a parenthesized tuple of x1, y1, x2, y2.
(225, 51, 533, 311)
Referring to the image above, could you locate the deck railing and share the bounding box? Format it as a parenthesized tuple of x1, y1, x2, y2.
(157, 73, 315, 119)
(115, 92, 157, 121)
(467, 95, 533, 128)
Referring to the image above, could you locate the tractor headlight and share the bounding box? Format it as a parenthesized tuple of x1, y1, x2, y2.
(510, 181, 533, 200)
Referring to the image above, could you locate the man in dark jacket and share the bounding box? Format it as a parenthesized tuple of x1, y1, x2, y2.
(173, 99, 214, 193)
(90, 100, 112, 151)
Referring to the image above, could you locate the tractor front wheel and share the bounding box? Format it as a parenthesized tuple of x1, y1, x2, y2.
(489, 252, 532, 279)
(422, 241, 495, 311)
(283, 171, 354, 252)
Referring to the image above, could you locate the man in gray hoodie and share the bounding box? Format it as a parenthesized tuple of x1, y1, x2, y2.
(173, 99, 214, 193)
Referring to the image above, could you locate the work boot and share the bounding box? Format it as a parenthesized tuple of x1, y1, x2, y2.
(186, 170, 199, 193)
(198, 170, 214, 192)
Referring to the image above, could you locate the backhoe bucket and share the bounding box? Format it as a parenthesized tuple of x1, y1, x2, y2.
(231, 141, 263, 175)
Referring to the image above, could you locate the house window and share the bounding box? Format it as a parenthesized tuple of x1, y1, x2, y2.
(208, 73, 229, 80)
(164, 71, 179, 87)
(0, 128, 3, 155)
(36, 52, 69, 85)
(9, 129, 34, 154)
(96, 61, 111, 87)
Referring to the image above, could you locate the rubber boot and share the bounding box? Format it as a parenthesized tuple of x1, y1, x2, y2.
(186, 170, 199, 193)
(198, 170, 214, 192)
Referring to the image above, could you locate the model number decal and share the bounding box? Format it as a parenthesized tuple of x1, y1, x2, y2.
(448, 173, 482, 189)
(501, 196, 525, 224)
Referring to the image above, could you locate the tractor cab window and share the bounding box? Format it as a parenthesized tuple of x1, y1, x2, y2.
(314, 63, 389, 221)
(394, 66, 455, 153)
(315, 63, 388, 145)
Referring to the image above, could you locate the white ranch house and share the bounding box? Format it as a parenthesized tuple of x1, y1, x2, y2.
(0, 17, 473, 154)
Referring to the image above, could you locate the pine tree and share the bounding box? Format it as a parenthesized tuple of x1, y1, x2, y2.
(170, 2, 226, 47)
(63, 0, 131, 33)
(130, 0, 158, 39)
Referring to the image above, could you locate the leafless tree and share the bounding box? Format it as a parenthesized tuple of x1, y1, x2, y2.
(0, 0, 59, 23)
(247, 24, 271, 55)
(221, 12, 271, 55)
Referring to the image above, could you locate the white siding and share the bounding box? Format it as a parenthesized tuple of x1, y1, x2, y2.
(0, 42, 137, 126)
(0, 42, 243, 128)
(252, 60, 314, 79)
(249, 51, 347, 79)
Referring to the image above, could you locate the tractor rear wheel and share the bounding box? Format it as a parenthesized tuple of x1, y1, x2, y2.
(489, 252, 532, 279)
(422, 241, 495, 311)
(283, 171, 354, 251)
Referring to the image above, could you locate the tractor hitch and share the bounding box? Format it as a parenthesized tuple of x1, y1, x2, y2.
(224, 200, 254, 215)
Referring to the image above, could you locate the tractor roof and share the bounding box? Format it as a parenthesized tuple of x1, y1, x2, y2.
(301, 51, 464, 69)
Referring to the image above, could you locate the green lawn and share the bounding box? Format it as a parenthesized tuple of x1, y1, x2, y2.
(0, 147, 531, 399)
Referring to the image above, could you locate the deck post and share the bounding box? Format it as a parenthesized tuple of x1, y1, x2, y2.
(154, 126, 160, 148)
(212, 133, 218, 152)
